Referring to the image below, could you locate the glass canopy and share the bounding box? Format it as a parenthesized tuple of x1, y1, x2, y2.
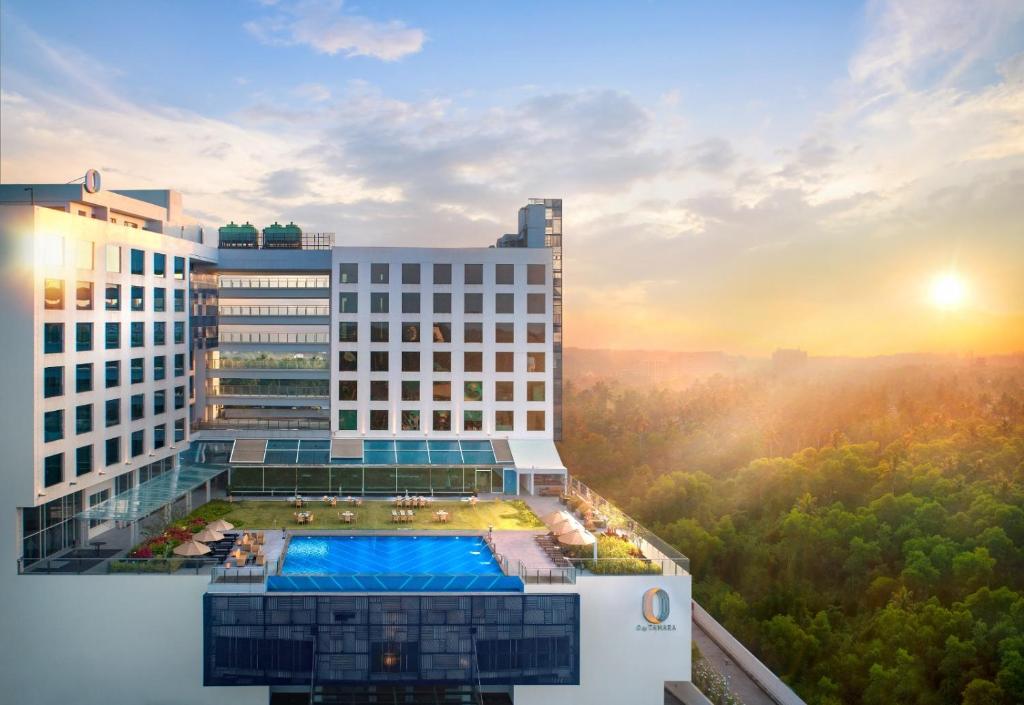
(75, 462, 226, 522)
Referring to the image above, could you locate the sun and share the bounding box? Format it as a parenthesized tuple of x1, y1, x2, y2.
(929, 272, 967, 310)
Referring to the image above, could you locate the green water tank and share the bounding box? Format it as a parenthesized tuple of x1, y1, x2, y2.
(218, 221, 259, 248)
(262, 221, 303, 248)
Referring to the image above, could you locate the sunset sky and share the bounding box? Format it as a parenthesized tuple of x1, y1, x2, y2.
(2, 0, 1023, 356)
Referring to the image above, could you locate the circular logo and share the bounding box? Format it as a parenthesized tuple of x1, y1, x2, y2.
(642, 588, 670, 624)
(84, 169, 102, 194)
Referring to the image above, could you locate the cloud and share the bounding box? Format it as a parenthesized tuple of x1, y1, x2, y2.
(294, 82, 331, 103)
(244, 0, 424, 61)
(687, 138, 737, 174)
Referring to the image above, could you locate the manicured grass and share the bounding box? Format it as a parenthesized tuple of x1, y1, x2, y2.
(193, 498, 544, 531)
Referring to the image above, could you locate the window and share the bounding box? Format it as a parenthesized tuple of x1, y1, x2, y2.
(370, 350, 389, 372)
(370, 292, 389, 314)
(173, 256, 185, 280)
(465, 263, 483, 285)
(76, 404, 92, 434)
(402, 292, 420, 314)
(173, 321, 185, 344)
(105, 399, 120, 427)
(402, 322, 420, 342)
(362, 379, 388, 404)
(496, 381, 514, 402)
(153, 322, 166, 346)
(464, 293, 483, 314)
(432, 323, 452, 343)
(464, 322, 483, 343)
(105, 284, 121, 310)
(401, 380, 419, 401)
(106, 245, 121, 273)
(44, 323, 63, 354)
(496, 293, 514, 314)
(370, 409, 389, 431)
(527, 323, 546, 343)
(338, 380, 357, 401)
(338, 263, 358, 283)
(76, 240, 94, 270)
(433, 381, 452, 401)
(496, 352, 514, 373)
(44, 410, 63, 442)
(154, 355, 166, 381)
(44, 366, 63, 398)
(370, 322, 389, 342)
(401, 410, 420, 431)
(44, 454, 63, 487)
(338, 292, 358, 313)
(174, 385, 185, 410)
(153, 253, 166, 277)
(433, 292, 451, 314)
(527, 410, 546, 431)
(154, 424, 166, 449)
(402, 263, 420, 285)
(153, 389, 166, 415)
(464, 381, 483, 402)
(76, 445, 92, 476)
(339, 322, 358, 342)
(130, 394, 144, 421)
(371, 263, 389, 284)
(44, 279, 64, 310)
(527, 352, 546, 372)
(465, 351, 483, 372)
(130, 249, 145, 275)
(131, 358, 144, 384)
(338, 410, 357, 431)
(527, 381, 546, 401)
(528, 293, 546, 314)
(76, 281, 93, 310)
(528, 264, 546, 285)
(76, 363, 93, 393)
(433, 263, 452, 285)
(174, 289, 185, 312)
(131, 430, 145, 457)
(131, 322, 144, 347)
(496, 264, 514, 285)
(495, 410, 514, 431)
(105, 361, 120, 388)
(131, 285, 144, 311)
(105, 437, 120, 465)
(174, 418, 185, 442)
(103, 322, 119, 350)
(173, 353, 185, 377)
(464, 410, 483, 432)
(433, 410, 451, 431)
(496, 322, 515, 343)
(401, 351, 420, 372)
(339, 351, 358, 372)
(433, 351, 451, 373)
(76, 322, 93, 351)
(153, 287, 166, 312)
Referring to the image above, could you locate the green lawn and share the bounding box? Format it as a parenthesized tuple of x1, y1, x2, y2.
(191, 498, 544, 531)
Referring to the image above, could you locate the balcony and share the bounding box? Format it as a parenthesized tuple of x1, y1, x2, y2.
(206, 380, 330, 398)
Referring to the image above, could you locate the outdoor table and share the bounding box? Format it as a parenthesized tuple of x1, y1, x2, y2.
(89, 540, 106, 555)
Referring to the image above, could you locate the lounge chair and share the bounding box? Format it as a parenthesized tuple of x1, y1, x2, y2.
(255, 554, 266, 567)
(392, 510, 399, 523)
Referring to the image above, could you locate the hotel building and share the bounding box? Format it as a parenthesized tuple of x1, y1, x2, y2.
(0, 180, 693, 705)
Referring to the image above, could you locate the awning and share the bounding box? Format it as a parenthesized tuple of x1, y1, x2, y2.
(507, 439, 566, 472)
(75, 463, 226, 522)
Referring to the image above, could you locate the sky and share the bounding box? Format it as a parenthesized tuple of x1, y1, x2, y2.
(2, 0, 1023, 356)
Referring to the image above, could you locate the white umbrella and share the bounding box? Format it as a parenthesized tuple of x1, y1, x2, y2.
(206, 519, 234, 532)
(173, 539, 211, 557)
(557, 526, 598, 560)
(193, 528, 224, 543)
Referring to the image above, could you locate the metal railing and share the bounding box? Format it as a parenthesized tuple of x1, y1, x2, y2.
(219, 305, 330, 317)
(207, 382, 330, 397)
(194, 418, 331, 431)
(218, 232, 334, 250)
(517, 560, 576, 584)
(17, 555, 222, 575)
(566, 557, 686, 577)
(217, 275, 331, 289)
(220, 331, 330, 344)
(208, 357, 330, 370)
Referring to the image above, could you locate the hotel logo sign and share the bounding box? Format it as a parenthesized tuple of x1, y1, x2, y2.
(637, 588, 675, 631)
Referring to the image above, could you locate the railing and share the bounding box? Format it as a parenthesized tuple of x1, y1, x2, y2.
(218, 232, 334, 250)
(217, 275, 331, 289)
(565, 557, 687, 577)
(207, 383, 330, 397)
(17, 555, 222, 575)
(517, 560, 576, 584)
(209, 562, 270, 588)
(219, 305, 330, 317)
(219, 331, 330, 344)
(208, 357, 329, 370)
(194, 418, 331, 431)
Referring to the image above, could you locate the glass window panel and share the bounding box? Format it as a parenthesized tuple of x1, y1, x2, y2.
(495, 322, 514, 343)
(528, 263, 546, 285)
(464, 293, 483, 314)
(338, 263, 358, 283)
(44, 279, 64, 310)
(76, 281, 93, 310)
(464, 322, 483, 343)
(106, 245, 121, 273)
(433, 292, 451, 314)
(495, 293, 514, 314)
(496, 263, 514, 285)
(402, 263, 420, 285)
(528, 293, 546, 314)
(370, 263, 389, 284)
(527, 323, 545, 343)
(432, 323, 452, 344)
(433, 263, 452, 285)
(44, 323, 64, 354)
(338, 292, 358, 313)
(401, 322, 420, 342)
(464, 263, 483, 285)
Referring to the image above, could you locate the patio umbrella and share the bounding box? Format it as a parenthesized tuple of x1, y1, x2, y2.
(173, 539, 211, 557)
(206, 519, 234, 532)
(557, 526, 598, 560)
(193, 528, 225, 543)
(542, 510, 570, 525)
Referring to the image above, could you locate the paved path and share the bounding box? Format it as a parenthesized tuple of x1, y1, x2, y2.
(691, 616, 777, 705)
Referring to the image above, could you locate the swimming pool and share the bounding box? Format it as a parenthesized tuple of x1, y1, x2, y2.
(268, 535, 524, 592)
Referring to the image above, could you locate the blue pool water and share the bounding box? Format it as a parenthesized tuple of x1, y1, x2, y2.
(268, 535, 523, 592)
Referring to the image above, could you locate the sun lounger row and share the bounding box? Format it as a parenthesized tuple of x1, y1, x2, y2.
(534, 534, 572, 568)
(391, 510, 416, 523)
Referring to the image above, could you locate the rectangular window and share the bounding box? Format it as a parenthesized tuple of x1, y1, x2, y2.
(131, 285, 144, 311)
(464, 410, 483, 432)
(105, 322, 120, 349)
(527, 352, 546, 372)
(153, 287, 166, 312)
(433, 292, 451, 314)
(370, 321, 389, 342)
(465, 351, 483, 372)
(130, 249, 145, 275)
(131, 430, 144, 457)
(433, 410, 451, 431)
(432, 322, 452, 343)
(464, 322, 483, 343)
(496, 264, 514, 285)
(44, 366, 64, 398)
(433, 351, 451, 372)
(173, 321, 185, 344)
(338, 263, 358, 283)
(174, 418, 185, 443)
(401, 351, 420, 372)
(401, 380, 419, 401)
(401, 322, 420, 342)
(527, 381, 546, 401)
(76, 445, 92, 476)
(496, 293, 515, 314)
(370, 292, 389, 314)
(402, 263, 420, 285)
(106, 284, 121, 310)
(44, 409, 63, 442)
(370, 380, 388, 401)
(105, 399, 120, 427)
(528, 293, 546, 314)
(76, 323, 93, 351)
(339, 322, 358, 342)
(527, 323, 546, 343)
(154, 355, 166, 381)
(44, 323, 63, 354)
(153, 389, 166, 415)
(369, 409, 389, 431)
(76, 240, 94, 270)
(338, 292, 358, 313)
(130, 394, 144, 421)
(339, 351, 358, 372)
(76, 404, 92, 434)
(464, 293, 483, 314)
(338, 409, 357, 431)
(44, 453, 63, 487)
(75, 363, 93, 393)
(154, 424, 166, 449)
(174, 385, 185, 410)
(131, 357, 144, 384)
(105, 437, 121, 465)
(528, 263, 546, 285)
(130, 322, 144, 347)
(153, 253, 166, 277)
(496, 381, 514, 402)
(433, 263, 452, 285)
(527, 410, 546, 431)
(402, 292, 420, 314)
(370, 350, 389, 372)
(338, 380, 357, 401)
(106, 245, 121, 273)
(173, 353, 185, 377)
(44, 279, 64, 310)
(464, 381, 483, 402)
(401, 410, 420, 431)
(105, 361, 120, 388)
(371, 263, 389, 284)
(173, 256, 185, 280)
(153, 322, 166, 346)
(174, 289, 185, 312)
(433, 381, 452, 402)
(76, 281, 93, 310)
(495, 410, 514, 431)
(464, 263, 483, 285)
(495, 322, 515, 343)
(496, 352, 514, 373)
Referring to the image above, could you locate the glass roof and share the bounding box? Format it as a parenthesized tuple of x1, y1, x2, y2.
(75, 462, 226, 522)
(338, 440, 497, 466)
